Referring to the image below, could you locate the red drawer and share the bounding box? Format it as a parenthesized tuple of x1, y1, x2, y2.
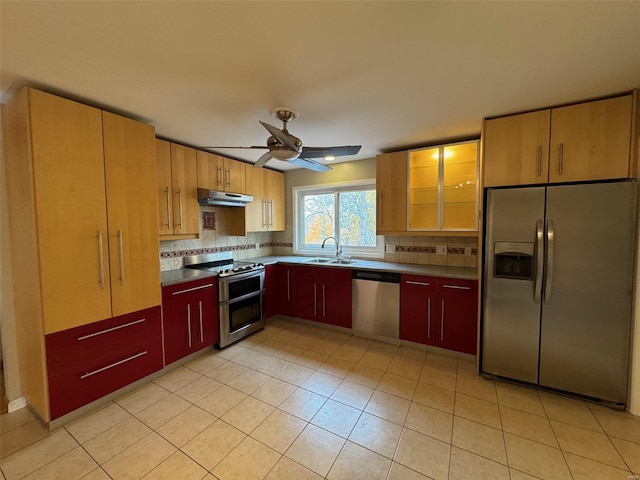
(46, 306, 162, 376)
(162, 277, 218, 299)
(46, 306, 163, 419)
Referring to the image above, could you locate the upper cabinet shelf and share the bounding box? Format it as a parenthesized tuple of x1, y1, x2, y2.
(483, 92, 638, 187)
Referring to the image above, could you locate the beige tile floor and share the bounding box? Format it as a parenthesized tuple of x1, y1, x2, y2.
(2, 316, 640, 480)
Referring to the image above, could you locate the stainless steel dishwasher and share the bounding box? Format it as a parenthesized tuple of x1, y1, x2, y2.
(352, 270, 400, 338)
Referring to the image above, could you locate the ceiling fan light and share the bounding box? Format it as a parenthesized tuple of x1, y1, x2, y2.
(324, 155, 336, 161)
(270, 148, 300, 161)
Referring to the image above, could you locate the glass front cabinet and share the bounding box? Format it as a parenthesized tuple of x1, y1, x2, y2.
(408, 140, 479, 232)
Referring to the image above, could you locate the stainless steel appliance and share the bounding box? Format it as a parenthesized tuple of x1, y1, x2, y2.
(481, 181, 637, 407)
(185, 253, 265, 348)
(197, 188, 253, 207)
(352, 270, 400, 339)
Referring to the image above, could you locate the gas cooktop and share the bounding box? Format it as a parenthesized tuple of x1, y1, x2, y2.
(183, 252, 264, 278)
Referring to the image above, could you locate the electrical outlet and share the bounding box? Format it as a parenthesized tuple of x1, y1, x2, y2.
(255, 243, 260, 249)
(386, 244, 396, 254)
(465, 247, 472, 256)
(436, 245, 447, 255)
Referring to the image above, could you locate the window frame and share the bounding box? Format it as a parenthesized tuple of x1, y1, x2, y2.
(292, 179, 384, 259)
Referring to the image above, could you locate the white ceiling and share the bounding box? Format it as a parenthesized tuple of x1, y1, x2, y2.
(2, 1, 640, 171)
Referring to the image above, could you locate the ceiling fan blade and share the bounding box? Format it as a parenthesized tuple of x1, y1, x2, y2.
(198, 146, 268, 150)
(253, 152, 272, 169)
(259, 121, 300, 152)
(300, 145, 362, 158)
(288, 157, 333, 172)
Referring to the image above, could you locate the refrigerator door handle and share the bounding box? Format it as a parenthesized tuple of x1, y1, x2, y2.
(544, 219, 555, 304)
(534, 219, 544, 304)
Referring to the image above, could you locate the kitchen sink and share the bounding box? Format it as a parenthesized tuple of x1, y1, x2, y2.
(331, 258, 359, 265)
(302, 257, 359, 265)
(302, 257, 335, 264)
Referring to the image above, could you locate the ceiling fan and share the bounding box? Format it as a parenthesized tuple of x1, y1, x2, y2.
(202, 107, 361, 172)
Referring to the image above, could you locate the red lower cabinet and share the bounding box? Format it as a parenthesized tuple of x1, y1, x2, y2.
(46, 306, 163, 420)
(263, 265, 277, 319)
(275, 264, 295, 317)
(437, 278, 478, 355)
(162, 278, 218, 365)
(400, 275, 437, 344)
(293, 265, 352, 328)
(400, 275, 478, 355)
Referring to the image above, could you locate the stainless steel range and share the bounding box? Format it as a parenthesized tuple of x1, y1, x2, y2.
(184, 252, 265, 348)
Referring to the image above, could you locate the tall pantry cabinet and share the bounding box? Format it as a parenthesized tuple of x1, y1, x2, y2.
(3, 88, 162, 422)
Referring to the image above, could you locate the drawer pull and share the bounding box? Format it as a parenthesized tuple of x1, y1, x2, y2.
(80, 351, 147, 379)
(172, 283, 214, 295)
(77, 318, 146, 341)
(441, 284, 471, 290)
(406, 280, 431, 286)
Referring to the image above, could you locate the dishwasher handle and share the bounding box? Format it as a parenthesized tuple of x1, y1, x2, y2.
(351, 270, 400, 283)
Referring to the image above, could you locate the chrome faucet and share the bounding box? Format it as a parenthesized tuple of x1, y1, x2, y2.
(321, 236, 342, 258)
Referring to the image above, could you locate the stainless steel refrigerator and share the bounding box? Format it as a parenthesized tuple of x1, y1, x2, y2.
(481, 181, 637, 406)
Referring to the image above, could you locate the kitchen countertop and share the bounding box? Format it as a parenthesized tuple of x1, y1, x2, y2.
(161, 255, 477, 286)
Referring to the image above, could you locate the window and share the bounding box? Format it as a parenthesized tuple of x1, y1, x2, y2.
(293, 180, 384, 258)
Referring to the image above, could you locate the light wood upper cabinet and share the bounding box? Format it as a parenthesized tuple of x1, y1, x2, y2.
(103, 112, 161, 317)
(483, 110, 551, 187)
(376, 151, 407, 234)
(244, 165, 285, 232)
(484, 94, 636, 186)
(156, 140, 174, 236)
(409, 141, 479, 232)
(266, 168, 285, 231)
(225, 156, 246, 193)
(549, 95, 633, 183)
(244, 165, 267, 232)
(156, 140, 199, 237)
(196, 151, 246, 193)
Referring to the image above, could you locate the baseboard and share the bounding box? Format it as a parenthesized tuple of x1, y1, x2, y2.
(8, 396, 26, 413)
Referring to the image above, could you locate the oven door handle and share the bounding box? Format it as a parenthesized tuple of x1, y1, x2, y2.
(218, 289, 265, 307)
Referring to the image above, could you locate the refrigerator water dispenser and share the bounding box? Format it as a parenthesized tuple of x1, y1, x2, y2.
(493, 242, 534, 280)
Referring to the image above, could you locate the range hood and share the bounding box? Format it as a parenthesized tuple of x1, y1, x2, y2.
(197, 188, 253, 207)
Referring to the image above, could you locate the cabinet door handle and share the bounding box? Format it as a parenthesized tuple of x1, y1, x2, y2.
(187, 304, 192, 348)
(427, 297, 431, 339)
(164, 187, 171, 228)
(262, 199, 267, 228)
(558, 143, 564, 175)
(118, 230, 125, 285)
(176, 188, 183, 228)
(269, 200, 273, 227)
(406, 280, 430, 286)
(199, 300, 204, 343)
(217, 166, 223, 187)
(379, 192, 383, 226)
(225, 168, 230, 187)
(313, 284, 317, 317)
(80, 351, 147, 379)
(98, 231, 105, 289)
(440, 298, 445, 342)
(172, 283, 214, 295)
(287, 270, 290, 301)
(441, 284, 471, 290)
(78, 318, 146, 340)
(322, 284, 326, 318)
(536, 145, 542, 177)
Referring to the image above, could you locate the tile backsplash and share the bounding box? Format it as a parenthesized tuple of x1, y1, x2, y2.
(159, 207, 274, 271)
(160, 209, 478, 271)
